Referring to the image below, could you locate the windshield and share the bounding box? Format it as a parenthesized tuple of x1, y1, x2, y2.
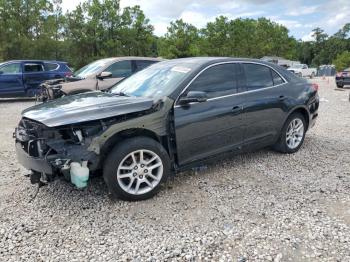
(74, 58, 115, 78)
(110, 61, 198, 98)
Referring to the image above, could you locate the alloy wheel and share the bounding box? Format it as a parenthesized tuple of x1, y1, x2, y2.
(286, 118, 304, 149)
(117, 150, 163, 195)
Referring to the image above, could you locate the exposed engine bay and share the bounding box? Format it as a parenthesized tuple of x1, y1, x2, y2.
(14, 97, 172, 188)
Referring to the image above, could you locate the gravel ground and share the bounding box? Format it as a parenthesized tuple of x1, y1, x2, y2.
(0, 78, 349, 261)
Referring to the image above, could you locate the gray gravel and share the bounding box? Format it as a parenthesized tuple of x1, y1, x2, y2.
(1, 78, 350, 261)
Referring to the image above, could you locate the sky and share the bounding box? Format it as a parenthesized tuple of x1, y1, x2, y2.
(61, 0, 350, 41)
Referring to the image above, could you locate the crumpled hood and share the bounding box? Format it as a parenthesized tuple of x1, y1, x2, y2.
(22, 92, 154, 127)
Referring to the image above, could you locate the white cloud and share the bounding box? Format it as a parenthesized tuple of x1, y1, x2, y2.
(180, 11, 209, 28)
(323, 0, 350, 30)
(301, 32, 315, 41)
(287, 5, 318, 16)
(61, 0, 82, 12)
(59, 0, 350, 38)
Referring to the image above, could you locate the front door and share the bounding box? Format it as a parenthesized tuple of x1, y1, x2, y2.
(174, 63, 246, 166)
(0, 62, 24, 96)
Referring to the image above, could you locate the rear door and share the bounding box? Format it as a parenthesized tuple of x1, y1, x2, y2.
(0, 62, 24, 96)
(241, 63, 287, 148)
(98, 60, 133, 90)
(174, 63, 246, 165)
(23, 62, 48, 94)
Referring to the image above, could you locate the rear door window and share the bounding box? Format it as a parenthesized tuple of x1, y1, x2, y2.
(24, 63, 44, 73)
(0, 63, 22, 74)
(105, 60, 132, 78)
(187, 63, 239, 99)
(135, 60, 157, 72)
(243, 63, 273, 91)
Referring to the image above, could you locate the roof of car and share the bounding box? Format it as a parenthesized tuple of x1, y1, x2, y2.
(157, 57, 278, 68)
(3, 60, 68, 64)
(103, 57, 164, 62)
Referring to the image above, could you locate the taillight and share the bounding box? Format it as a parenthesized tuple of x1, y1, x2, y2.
(65, 72, 73, 77)
(311, 83, 319, 92)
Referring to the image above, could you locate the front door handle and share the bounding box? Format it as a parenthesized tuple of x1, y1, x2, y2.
(231, 106, 242, 115)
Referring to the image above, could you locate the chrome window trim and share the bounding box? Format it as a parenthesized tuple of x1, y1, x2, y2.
(174, 61, 288, 107)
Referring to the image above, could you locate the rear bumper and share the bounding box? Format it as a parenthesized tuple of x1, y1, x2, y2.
(15, 142, 53, 174)
(309, 113, 318, 129)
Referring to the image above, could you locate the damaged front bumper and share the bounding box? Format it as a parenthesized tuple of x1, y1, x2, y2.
(14, 118, 100, 184)
(39, 81, 65, 102)
(15, 142, 53, 174)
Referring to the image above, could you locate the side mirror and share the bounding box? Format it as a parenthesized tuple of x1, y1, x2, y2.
(97, 71, 112, 79)
(179, 91, 208, 105)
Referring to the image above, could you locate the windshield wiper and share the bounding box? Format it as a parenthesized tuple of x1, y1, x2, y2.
(111, 91, 129, 97)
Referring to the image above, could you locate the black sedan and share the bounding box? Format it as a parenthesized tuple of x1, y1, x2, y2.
(336, 68, 350, 88)
(15, 57, 319, 200)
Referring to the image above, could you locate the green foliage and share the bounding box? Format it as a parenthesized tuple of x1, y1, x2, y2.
(333, 51, 350, 71)
(298, 24, 350, 67)
(158, 19, 200, 58)
(0, 1, 349, 68)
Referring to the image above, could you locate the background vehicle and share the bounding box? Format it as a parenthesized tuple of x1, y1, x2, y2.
(41, 57, 162, 100)
(0, 60, 71, 97)
(15, 57, 319, 201)
(287, 64, 317, 78)
(335, 68, 350, 88)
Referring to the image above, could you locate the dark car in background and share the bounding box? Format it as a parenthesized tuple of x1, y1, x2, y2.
(15, 57, 319, 201)
(0, 60, 72, 97)
(335, 68, 350, 88)
(41, 57, 162, 101)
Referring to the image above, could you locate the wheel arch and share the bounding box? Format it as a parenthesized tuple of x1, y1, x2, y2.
(286, 106, 310, 130)
(100, 128, 169, 162)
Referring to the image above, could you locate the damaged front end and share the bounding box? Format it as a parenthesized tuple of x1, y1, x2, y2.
(14, 118, 103, 187)
(39, 80, 66, 102)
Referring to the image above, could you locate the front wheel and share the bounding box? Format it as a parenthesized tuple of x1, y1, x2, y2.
(103, 137, 170, 201)
(273, 113, 306, 153)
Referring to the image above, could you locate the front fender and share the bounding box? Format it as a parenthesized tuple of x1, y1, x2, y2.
(88, 97, 174, 154)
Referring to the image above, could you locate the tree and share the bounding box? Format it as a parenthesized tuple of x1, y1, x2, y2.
(159, 19, 200, 58)
(333, 51, 350, 71)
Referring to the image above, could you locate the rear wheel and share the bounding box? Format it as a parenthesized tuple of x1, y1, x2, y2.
(336, 84, 344, 88)
(273, 113, 306, 153)
(103, 137, 170, 201)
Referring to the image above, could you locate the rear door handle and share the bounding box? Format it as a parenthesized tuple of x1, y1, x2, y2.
(231, 106, 242, 115)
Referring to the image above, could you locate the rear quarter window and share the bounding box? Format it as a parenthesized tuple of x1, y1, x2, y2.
(44, 63, 59, 71)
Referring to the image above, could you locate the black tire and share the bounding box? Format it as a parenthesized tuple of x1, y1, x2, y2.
(273, 112, 306, 154)
(103, 137, 170, 201)
(337, 84, 344, 88)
